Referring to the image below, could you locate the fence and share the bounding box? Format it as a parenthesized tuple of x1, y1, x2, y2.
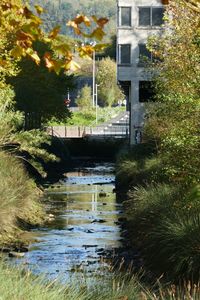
(46, 125, 129, 139)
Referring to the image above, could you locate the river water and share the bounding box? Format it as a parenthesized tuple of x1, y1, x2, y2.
(12, 163, 125, 281)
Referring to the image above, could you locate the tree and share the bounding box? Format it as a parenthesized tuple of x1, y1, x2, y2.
(0, 0, 109, 170)
(76, 85, 92, 109)
(145, 0, 200, 185)
(8, 41, 74, 124)
(96, 57, 124, 106)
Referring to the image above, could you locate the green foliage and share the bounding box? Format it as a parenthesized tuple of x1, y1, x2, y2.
(76, 84, 92, 109)
(0, 150, 44, 245)
(0, 261, 200, 299)
(8, 41, 74, 122)
(145, 0, 200, 185)
(49, 106, 125, 126)
(117, 141, 200, 281)
(116, 143, 163, 190)
(125, 183, 200, 280)
(96, 57, 124, 106)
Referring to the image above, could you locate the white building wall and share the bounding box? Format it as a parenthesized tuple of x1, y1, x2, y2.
(117, 0, 164, 144)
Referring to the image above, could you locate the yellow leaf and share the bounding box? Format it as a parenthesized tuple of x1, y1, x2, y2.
(26, 48, 40, 65)
(11, 45, 24, 58)
(67, 21, 82, 35)
(34, 5, 44, 15)
(49, 26, 61, 39)
(65, 60, 80, 71)
(90, 28, 106, 41)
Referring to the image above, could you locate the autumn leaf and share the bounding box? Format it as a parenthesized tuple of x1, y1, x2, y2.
(78, 45, 94, 57)
(49, 26, 61, 39)
(64, 60, 80, 71)
(67, 21, 82, 35)
(34, 5, 44, 15)
(11, 45, 25, 58)
(73, 14, 91, 26)
(44, 52, 54, 70)
(92, 16, 109, 28)
(26, 48, 40, 65)
(90, 28, 106, 41)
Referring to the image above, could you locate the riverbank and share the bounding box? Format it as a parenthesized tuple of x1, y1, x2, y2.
(116, 143, 200, 283)
(0, 150, 46, 249)
(1, 260, 200, 299)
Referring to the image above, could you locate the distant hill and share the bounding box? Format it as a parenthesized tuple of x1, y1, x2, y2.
(30, 0, 116, 41)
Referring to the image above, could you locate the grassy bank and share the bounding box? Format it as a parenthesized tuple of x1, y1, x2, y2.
(0, 262, 200, 300)
(116, 144, 200, 282)
(0, 150, 45, 247)
(48, 107, 125, 126)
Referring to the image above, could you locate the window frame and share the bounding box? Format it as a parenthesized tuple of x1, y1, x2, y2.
(118, 6, 132, 27)
(118, 44, 131, 65)
(138, 6, 165, 28)
(138, 43, 152, 65)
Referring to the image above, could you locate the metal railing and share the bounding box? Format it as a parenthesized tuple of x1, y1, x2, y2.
(47, 125, 129, 139)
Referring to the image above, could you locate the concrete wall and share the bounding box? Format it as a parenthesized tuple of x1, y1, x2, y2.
(117, 0, 164, 144)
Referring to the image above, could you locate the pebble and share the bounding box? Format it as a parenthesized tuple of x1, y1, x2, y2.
(9, 252, 25, 258)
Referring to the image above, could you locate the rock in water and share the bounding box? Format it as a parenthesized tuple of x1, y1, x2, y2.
(9, 252, 25, 258)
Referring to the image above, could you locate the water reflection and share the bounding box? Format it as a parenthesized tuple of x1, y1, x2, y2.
(11, 164, 124, 281)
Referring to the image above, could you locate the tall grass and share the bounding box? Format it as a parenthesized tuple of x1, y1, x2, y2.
(0, 262, 199, 300)
(125, 182, 200, 280)
(0, 150, 45, 246)
(116, 143, 165, 190)
(117, 143, 200, 281)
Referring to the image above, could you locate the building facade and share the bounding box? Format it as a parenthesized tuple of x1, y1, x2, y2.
(117, 0, 166, 144)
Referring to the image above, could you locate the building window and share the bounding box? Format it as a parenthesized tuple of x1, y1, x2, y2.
(139, 7, 165, 27)
(139, 81, 155, 102)
(118, 44, 131, 64)
(139, 44, 152, 64)
(119, 7, 132, 27)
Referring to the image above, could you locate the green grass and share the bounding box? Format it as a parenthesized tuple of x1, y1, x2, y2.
(48, 106, 125, 126)
(0, 150, 45, 247)
(117, 144, 200, 281)
(116, 143, 165, 190)
(0, 262, 200, 300)
(124, 182, 200, 280)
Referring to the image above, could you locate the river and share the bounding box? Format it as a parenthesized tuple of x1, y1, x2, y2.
(11, 162, 126, 281)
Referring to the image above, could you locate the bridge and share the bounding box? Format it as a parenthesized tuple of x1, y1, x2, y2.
(47, 111, 130, 139)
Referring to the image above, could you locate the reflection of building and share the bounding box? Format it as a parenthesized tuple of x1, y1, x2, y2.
(117, 0, 167, 144)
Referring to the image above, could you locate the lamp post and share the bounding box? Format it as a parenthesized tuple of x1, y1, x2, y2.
(95, 84, 99, 125)
(92, 49, 96, 107)
(91, 41, 96, 107)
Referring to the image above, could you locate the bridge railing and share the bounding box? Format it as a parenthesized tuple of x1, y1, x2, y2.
(46, 125, 129, 138)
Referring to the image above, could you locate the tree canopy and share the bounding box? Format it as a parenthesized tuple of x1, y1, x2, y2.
(146, 0, 200, 185)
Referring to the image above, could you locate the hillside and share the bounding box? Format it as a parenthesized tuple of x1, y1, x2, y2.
(30, 0, 116, 41)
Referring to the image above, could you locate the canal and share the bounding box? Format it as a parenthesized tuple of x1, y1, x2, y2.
(11, 162, 125, 281)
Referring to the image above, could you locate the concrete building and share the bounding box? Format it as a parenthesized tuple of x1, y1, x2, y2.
(117, 0, 167, 144)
